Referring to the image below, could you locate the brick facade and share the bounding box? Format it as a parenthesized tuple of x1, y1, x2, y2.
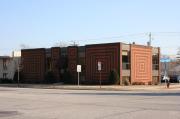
(85, 43, 120, 83)
(130, 45, 152, 84)
(21, 42, 160, 85)
(22, 49, 46, 83)
(51, 47, 61, 81)
(67, 46, 78, 83)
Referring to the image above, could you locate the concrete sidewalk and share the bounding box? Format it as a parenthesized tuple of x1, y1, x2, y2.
(0, 83, 180, 91)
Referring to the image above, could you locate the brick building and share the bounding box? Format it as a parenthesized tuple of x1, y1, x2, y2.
(21, 42, 160, 85)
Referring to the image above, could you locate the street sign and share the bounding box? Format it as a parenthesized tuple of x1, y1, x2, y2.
(77, 65, 81, 72)
(163, 75, 170, 81)
(98, 61, 101, 71)
(160, 58, 171, 62)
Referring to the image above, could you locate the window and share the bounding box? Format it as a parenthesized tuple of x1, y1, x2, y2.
(46, 58, 52, 71)
(3, 59, 7, 70)
(152, 54, 159, 70)
(3, 73, 7, 79)
(122, 51, 130, 69)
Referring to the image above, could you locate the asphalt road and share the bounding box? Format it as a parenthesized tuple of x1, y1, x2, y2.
(0, 87, 180, 119)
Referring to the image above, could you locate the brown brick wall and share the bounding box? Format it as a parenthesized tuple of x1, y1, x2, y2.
(51, 47, 61, 81)
(21, 43, 160, 85)
(67, 46, 78, 83)
(85, 43, 120, 83)
(131, 45, 152, 84)
(22, 49, 46, 83)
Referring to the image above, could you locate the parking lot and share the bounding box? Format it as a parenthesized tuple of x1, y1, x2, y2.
(0, 87, 180, 119)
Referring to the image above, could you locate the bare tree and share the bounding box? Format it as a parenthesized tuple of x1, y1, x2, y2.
(54, 41, 68, 47)
(69, 40, 78, 46)
(19, 44, 31, 49)
(177, 47, 180, 62)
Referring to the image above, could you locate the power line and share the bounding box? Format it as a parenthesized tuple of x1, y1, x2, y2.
(75, 32, 180, 43)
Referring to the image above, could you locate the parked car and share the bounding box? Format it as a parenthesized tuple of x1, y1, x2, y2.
(169, 75, 178, 83)
(177, 75, 180, 83)
(161, 75, 180, 83)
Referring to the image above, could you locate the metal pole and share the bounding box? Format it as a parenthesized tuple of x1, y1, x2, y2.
(149, 32, 152, 46)
(100, 71, 101, 88)
(18, 64, 19, 87)
(165, 62, 167, 87)
(78, 72, 79, 88)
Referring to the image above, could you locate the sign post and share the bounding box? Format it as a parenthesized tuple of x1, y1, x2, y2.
(18, 64, 19, 87)
(17, 58, 20, 88)
(160, 58, 171, 87)
(98, 61, 102, 88)
(77, 65, 81, 88)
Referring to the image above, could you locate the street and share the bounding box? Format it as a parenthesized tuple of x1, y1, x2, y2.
(0, 87, 180, 119)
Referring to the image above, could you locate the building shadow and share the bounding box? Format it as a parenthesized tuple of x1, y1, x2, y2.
(68, 92, 180, 96)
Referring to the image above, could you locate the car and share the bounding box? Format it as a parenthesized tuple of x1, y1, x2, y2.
(177, 75, 180, 83)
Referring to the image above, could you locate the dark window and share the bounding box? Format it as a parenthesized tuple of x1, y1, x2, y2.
(46, 58, 52, 71)
(153, 54, 159, 70)
(3, 59, 7, 70)
(3, 73, 7, 79)
(122, 51, 130, 69)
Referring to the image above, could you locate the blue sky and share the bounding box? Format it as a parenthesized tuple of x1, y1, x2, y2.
(0, 0, 180, 55)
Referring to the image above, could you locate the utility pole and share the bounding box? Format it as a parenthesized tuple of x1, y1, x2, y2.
(148, 32, 152, 46)
(70, 40, 78, 46)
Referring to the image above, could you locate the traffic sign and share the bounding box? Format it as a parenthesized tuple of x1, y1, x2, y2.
(77, 65, 81, 72)
(160, 58, 171, 62)
(98, 61, 101, 71)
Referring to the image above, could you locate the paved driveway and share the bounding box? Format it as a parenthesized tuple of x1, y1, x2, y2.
(0, 87, 180, 119)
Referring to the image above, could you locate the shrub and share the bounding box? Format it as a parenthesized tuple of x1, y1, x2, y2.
(108, 70, 120, 84)
(62, 70, 73, 84)
(132, 82, 145, 85)
(122, 78, 130, 86)
(0, 78, 14, 84)
(13, 71, 24, 83)
(44, 71, 56, 84)
(148, 81, 152, 85)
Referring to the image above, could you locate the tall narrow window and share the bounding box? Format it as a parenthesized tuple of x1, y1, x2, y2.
(46, 57, 52, 71)
(152, 54, 159, 70)
(3, 59, 7, 70)
(3, 73, 7, 79)
(122, 51, 130, 69)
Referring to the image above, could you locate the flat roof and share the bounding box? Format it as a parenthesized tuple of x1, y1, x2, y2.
(0, 56, 11, 59)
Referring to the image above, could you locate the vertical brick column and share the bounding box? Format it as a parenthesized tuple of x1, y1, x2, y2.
(51, 47, 61, 81)
(67, 46, 78, 83)
(119, 43, 122, 85)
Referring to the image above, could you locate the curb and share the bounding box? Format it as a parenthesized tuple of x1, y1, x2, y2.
(0, 84, 180, 91)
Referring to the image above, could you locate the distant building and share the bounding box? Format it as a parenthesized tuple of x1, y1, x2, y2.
(160, 54, 180, 77)
(169, 65, 180, 76)
(0, 51, 21, 80)
(176, 51, 180, 61)
(21, 42, 160, 85)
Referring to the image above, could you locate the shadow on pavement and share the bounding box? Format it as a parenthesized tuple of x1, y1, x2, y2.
(68, 92, 180, 96)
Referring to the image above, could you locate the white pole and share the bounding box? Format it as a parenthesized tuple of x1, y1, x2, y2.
(18, 63, 19, 87)
(78, 72, 79, 88)
(100, 71, 101, 88)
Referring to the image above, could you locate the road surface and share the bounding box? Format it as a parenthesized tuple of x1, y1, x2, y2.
(0, 87, 180, 119)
